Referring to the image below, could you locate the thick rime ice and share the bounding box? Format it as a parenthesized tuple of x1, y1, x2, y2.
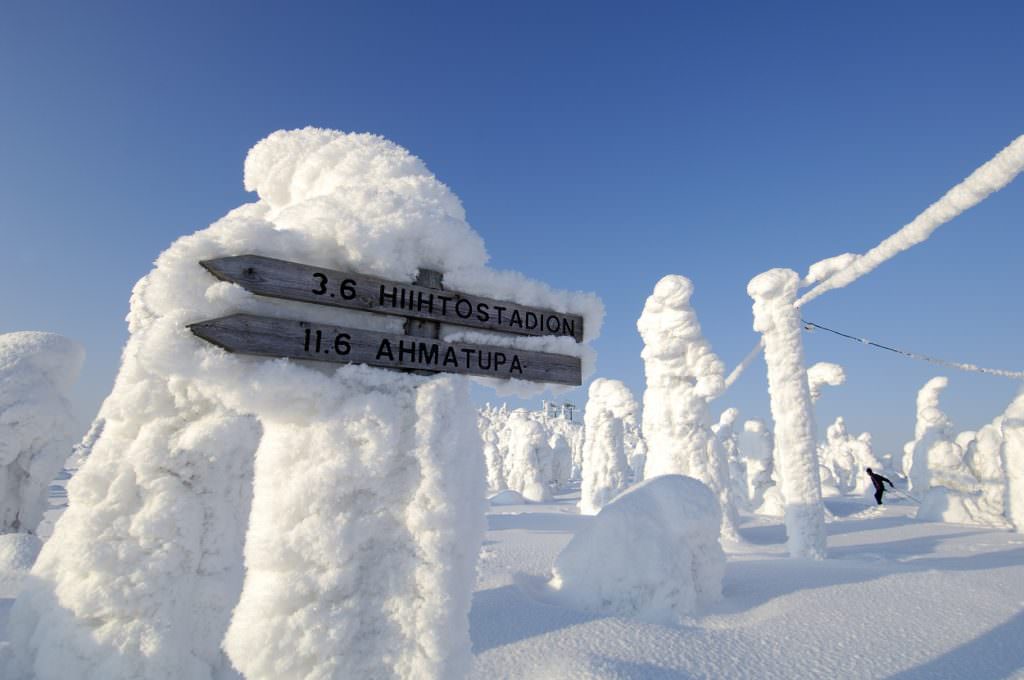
(904, 377, 955, 493)
(504, 410, 552, 502)
(798, 135, 1024, 306)
(579, 379, 634, 515)
(817, 417, 881, 495)
(906, 378, 1010, 527)
(637, 275, 738, 539)
(477, 401, 583, 494)
(806, 362, 846, 403)
(0, 332, 84, 535)
(550, 475, 724, 623)
(714, 408, 749, 511)
(748, 269, 826, 559)
(65, 417, 105, 471)
(8, 129, 598, 680)
(223, 375, 486, 680)
(1002, 390, 1024, 532)
(738, 419, 775, 512)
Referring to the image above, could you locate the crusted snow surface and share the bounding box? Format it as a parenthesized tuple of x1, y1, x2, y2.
(5, 128, 599, 680)
(0, 332, 84, 535)
(471, 486, 1024, 679)
(552, 475, 725, 622)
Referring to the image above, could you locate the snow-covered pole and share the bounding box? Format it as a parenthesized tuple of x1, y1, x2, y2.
(748, 268, 826, 559)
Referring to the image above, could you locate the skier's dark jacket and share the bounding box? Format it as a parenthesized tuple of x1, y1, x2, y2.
(866, 468, 892, 492)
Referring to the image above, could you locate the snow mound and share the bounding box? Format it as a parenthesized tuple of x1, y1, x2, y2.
(489, 489, 527, 506)
(916, 486, 1010, 527)
(549, 475, 724, 623)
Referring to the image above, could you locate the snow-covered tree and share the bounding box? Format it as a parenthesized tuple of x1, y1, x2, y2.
(505, 410, 552, 502)
(1002, 390, 1024, 532)
(748, 268, 825, 559)
(579, 379, 634, 515)
(737, 418, 774, 511)
(818, 417, 882, 495)
(637, 275, 739, 539)
(807, 362, 845, 403)
(0, 332, 84, 535)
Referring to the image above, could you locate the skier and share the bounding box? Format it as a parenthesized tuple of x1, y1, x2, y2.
(865, 467, 894, 505)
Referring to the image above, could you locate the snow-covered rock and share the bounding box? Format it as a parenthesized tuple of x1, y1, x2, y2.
(550, 475, 724, 623)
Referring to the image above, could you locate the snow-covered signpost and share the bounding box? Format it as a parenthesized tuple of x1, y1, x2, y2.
(7, 128, 600, 680)
(748, 269, 826, 560)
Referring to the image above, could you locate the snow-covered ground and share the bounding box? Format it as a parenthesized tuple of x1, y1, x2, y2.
(3, 476, 1024, 678)
(473, 485, 1024, 679)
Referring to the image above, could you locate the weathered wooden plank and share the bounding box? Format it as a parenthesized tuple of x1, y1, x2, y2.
(200, 254, 584, 342)
(189, 313, 582, 385)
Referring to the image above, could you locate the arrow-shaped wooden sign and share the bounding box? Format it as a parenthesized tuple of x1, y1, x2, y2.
(189, 314, 582, 385)
(200, 255, 584, 342)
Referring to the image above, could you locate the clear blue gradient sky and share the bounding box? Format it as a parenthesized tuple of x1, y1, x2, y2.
(2, 1, 1022, 459)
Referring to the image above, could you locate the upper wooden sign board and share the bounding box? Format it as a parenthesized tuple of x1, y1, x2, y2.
(201, 255, 584, 342)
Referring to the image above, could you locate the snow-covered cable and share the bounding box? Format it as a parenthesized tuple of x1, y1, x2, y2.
(798, 134, 1024, 307)
(802, 320, 1024, 380)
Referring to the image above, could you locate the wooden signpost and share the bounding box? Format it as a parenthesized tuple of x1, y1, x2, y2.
(190, 255, 583, 385)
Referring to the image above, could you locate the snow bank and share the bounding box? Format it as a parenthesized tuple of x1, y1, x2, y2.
(0, 332, 84, 535)
(488, 489, 527, 506)
(9, 128, 596, 680)
(748, 269, 826, 559)
(550, 475, 724, 623)
(579, 379, 634, 515)
(637, 275, 739, 539)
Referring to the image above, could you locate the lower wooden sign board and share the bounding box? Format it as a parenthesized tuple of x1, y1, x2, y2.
(189, 313, 582, 386)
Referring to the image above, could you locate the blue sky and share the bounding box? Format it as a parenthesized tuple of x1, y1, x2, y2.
(2, 1, 1022, 459)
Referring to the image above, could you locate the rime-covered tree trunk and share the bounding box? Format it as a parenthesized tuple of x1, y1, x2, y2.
(748, 268, 825, 559)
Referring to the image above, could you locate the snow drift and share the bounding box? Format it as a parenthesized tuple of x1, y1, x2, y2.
(549, 475, 724, 623)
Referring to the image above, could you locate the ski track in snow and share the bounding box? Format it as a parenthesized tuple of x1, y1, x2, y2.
(3, 485, 1024, 679)
(473, 490, 1024, 680)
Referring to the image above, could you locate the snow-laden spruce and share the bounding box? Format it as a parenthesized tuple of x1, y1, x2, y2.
(579, 379, 636, 515)
(807, 362, 845, 403)
(637, 275, 740, 539)
(737, 418, 775, 512)
(1003, 389, 1024, 532)
(550, 475, 725, 623)
(0, 332, 84, 535)
(904, 377, 955, 494)
(818, 417, 881, 496)
(503, 410, 553, 502)
(7, 128, 601, 680)
(908, 378, 1011, 528)
(748, 269, 826, 559)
